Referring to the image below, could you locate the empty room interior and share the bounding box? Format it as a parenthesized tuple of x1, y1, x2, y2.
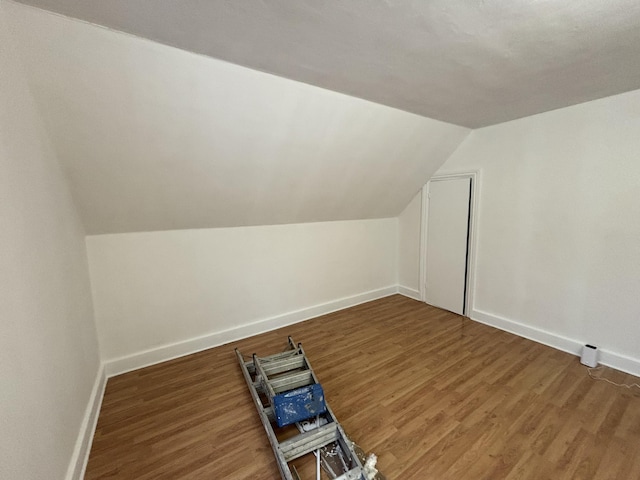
(3, 1, 640, 479)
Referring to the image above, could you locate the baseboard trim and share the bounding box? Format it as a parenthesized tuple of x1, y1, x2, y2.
(66, 364, 106, 480)
(470, 308, 640, 377)
(598, 350, 640, 378)
(104, 286, 398, 377)
(470, 308, 582, 356)
(397, 285, 421, 301)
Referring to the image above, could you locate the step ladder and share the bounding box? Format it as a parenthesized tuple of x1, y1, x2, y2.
(236, 337, 373, 480)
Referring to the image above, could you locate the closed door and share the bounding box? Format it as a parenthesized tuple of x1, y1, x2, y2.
(425, 177, 471, 315)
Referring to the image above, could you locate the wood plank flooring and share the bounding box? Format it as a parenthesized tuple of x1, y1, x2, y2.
(85, 295, 640, 479)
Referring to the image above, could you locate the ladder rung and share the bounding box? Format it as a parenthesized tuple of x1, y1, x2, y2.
(264, 406, 275, 422)
(280, 423, 339, 462)
(260, 355, 306, 376)
(334, 467, 364, 480)
(269, 370, 313, 393)
(244, 349, 301, 374)
(260, 349, 300, 362)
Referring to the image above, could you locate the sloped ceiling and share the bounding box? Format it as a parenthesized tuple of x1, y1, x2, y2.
(6, 2, 469, 235)
(12, 0, 640, 128)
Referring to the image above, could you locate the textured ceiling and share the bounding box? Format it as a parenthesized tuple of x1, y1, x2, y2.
(6, 2, 469, 234)
(12, 0, 640, 128)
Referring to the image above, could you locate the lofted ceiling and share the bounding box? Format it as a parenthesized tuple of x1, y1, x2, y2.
(12, 0, 640, 128)
(6, 1, 469, 234)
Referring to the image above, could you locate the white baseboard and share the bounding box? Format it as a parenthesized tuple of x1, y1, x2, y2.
(470, 308, 640, 378)
(598, 350, 640, 378)
(65, 364, 106, 480)
(104, 286, 398, 377)
(397, 285, 421, 301)
(470, 308, 583, 356)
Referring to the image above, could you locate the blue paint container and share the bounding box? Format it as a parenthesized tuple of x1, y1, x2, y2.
(273, 383, 326, 427)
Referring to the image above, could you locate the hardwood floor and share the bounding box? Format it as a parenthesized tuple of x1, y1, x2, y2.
(85, 295, 640, 479)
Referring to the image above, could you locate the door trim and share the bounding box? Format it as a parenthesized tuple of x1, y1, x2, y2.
(419, 170, 480, 316)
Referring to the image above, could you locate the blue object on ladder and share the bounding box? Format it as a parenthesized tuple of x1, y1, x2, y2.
(273, 383, 327, 427)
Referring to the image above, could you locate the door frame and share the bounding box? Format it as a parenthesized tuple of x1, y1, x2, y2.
(419, 170, 480, 316)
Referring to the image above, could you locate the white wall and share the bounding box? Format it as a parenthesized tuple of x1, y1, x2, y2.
(87, 219, 397, 372)
(0, 2, 101, 479)
(438, 88, 640, 374)
(9, 2, 470, 235)
(397, 190, 422, 297)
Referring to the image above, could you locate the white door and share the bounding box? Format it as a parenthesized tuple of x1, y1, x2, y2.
(425, 177, 471, 315)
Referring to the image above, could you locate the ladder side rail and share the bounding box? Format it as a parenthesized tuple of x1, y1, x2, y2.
(293, 340, 366, 477)
(322, 404, 366, 476)
(253, 353, 277, 400)
(235, 348, 294, 480)
(291, 340, 340, 427)
(293, 340, 322, 385)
